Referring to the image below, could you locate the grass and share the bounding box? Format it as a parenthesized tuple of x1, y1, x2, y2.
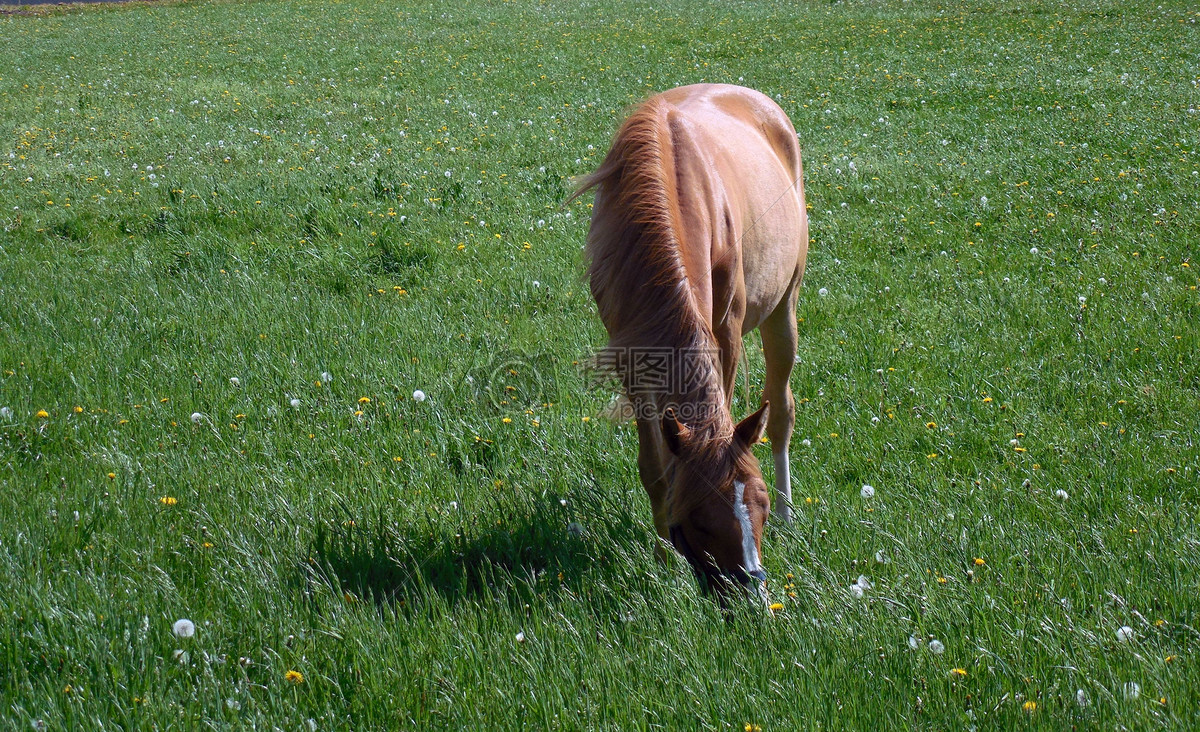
(1, 0, 1198, 727)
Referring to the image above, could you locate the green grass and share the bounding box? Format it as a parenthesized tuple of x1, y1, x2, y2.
(1, 0, 1198, 727)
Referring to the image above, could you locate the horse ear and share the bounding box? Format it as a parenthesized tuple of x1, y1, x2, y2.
(734, 402, 770, 446)
(661, 408, 688, 456)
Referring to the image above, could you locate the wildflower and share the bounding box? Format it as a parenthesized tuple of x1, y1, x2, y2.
(173, 618, 195, 638)
(1022, 700, 1037, 713)
(950, 668, 967, 677)
(412, 390, 426, 402)
(860, 484, 875, 498)
(818, 287, 829, 297)
(502, 417, 512, 424)
(107, 472, 116, 479)
(321, 371, 332, 383)
(1116, 626, 1134, 642)
(229, 377, 240, 387)
(908, 635, 920, 650)
(285, 670, 304, 684)
(0, 407, 11, 420)
(1055, 489, 1069, 500)
(73, 406, 83, 413)
(191, 412, 203, 424)
(515, 631, 526, 643)
(290, 399, 301, 408)
(768, 602, 783, 612)
(358, 397, 370, 404)
(929, 639, 945, 654)
(1076, 689, 1088, 706)
(1030, 247, 1039, 255)
(849, 583, 864, 599)
(973, 558, 985, 566)
(856, 575, 872, 590)
(36, 410, 49, 419)
(925, 421, 936, 429)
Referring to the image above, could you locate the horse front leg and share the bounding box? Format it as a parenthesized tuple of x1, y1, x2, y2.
(759, 288, 799, 524)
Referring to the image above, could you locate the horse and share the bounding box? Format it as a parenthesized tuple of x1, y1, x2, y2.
(573, 84, 809, 598)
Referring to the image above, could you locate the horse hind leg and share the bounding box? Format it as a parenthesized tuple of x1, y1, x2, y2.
(759, 287, 799, 523)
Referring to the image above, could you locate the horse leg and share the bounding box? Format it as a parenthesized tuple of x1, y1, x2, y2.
(636, 417, 673, 561)
(759, 285, 799, 523)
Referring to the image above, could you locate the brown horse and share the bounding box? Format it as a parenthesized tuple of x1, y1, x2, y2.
(574, 84, 808, 596)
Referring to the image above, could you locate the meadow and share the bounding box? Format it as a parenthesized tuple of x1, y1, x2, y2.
(0, 0, 1198, 727)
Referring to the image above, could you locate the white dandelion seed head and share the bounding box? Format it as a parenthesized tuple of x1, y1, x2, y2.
(875, 550, 888, 564)
(929, 639, 945, 655)
(871, 416, 880, 424)
(449, 501, 458, 510)
(190, 412, 203, 424)
(861, 484, 875, 498)
(1055, 489, 1070, 500)
(289, 398, 301, 408)
(412, 390, 426, 403)
(980, 195, 988, 205)
(173, 649, 189, 664)
(226, 698, 241, 711)
(532, 280, 540, 288)
(1075, 689, 1088, 706)
(1030, 247, 1039, 255)
(1123, 682, 1140, 700)
(567, 522, 583, 537)
(321, 371, 332, 383)
(800, 439, 812, 447)
(173, 618, 195, 638)
(1099, 277, 1107, 285)
(0, 407, 11, 420)
(515, 631, 526, 643)
(849, 583, 864, 599)
(229, 377, 240, 387)
(444, 170, 452, 178)
(1116, 625, 1134, 642)
(856, 575, 872, 590)
(908, 635, 920, 650)
(818, 287, 829, 297)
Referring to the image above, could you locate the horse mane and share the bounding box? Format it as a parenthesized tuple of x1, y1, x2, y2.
(572, 98, 732, 450)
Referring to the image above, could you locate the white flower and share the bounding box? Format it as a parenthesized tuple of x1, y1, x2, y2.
(444, 170, 452, 178)
(229, 377, 240, 387)
(860, 484, 875, 498)
(929, 639, 945, 655)
(0, 407, 11, 420)
(849, 583, 864, 599)
(321, 371, 332, 383)
(1076, 689, 1088, 707)
(1030, 247, 1039, 255)
(1055, 489, 1069, 500)
(800, 439, 811, 447)
(818, 287, 829, 297)
(980, 195, 988, 206)
(1116, 625, 1134, 642)
(412, 390, 426, 403)
(1098, 277, 1107, 285)
(173, 618, 195, 638)
(290, 398, 301, 408)
(190, 412, 203, 424)
(515, 631, 526, 643)
(1123, 682, 1140, 700)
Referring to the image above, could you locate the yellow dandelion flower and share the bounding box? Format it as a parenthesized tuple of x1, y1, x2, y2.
(285, 670, 304, 684)
(973, 558, 986, 566)
(926, 421, 937, 429)
(936, 576, 947, 584)
(36, 410, 49, 418)
(1014, 446, 1027, 453)
(159, 496, 178, 506)
(502, 417, 512, 424)
(358, 397, 371, 404)
(1022, 700, 1037, 713)
(73, 406, 83, 413)
(951, 668, 967, 677)
(768, 602, 783, 612)
(982, 397, 993, 403)
(107, 472, 116, 480)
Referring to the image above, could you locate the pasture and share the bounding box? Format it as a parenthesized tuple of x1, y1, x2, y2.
(0, 0, 1197, 727)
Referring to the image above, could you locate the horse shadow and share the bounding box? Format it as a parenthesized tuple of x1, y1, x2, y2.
(307, 492, 644, 608)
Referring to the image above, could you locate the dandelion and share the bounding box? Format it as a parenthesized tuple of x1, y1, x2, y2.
(285, 670, 304, 684)
(874, 550, 888, 564)
(849, 583, 865, 599)
(289, 398, 301, 408)
(191, 412, 203, 424)
(973, 558, 986, 566)
(173, 649, 189, 664)
(950, 668, 967, 677)
(818, 287, 829, 297)
(229, 377, 240, 387)
(929, 639, 945, 655)
(412, 390, 426, 402)
(1116, 625, 1135, 642)
(908, 635, 920, 650)
(1030, 247, 1039, 255)
(1055, 489, 1069, 500)
(1076, 689, 1088, 707)
(358, 397, 371, 404)
(0, 407, 11, 420)
(36, 410, 49, 419)
(515, 631, 526, 643)
(768, 602, 783, 612)
(856, 575, 872, 590)
(160, 496, 178, 506)
(321, 371, 332, 383)
(173, 618, 195, 638)
(1022, 700, 1037, 713)
(1123, 682, 1140, 700)
(860, 484, 875, 498)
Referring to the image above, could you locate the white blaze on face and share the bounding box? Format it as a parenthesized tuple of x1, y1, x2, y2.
(732, 481, 762, 576)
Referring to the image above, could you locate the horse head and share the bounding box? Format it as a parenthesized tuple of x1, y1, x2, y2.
(663, 402, 773, 602)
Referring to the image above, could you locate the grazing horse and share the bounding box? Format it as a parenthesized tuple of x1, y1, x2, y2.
(574, 84, 808, 595)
